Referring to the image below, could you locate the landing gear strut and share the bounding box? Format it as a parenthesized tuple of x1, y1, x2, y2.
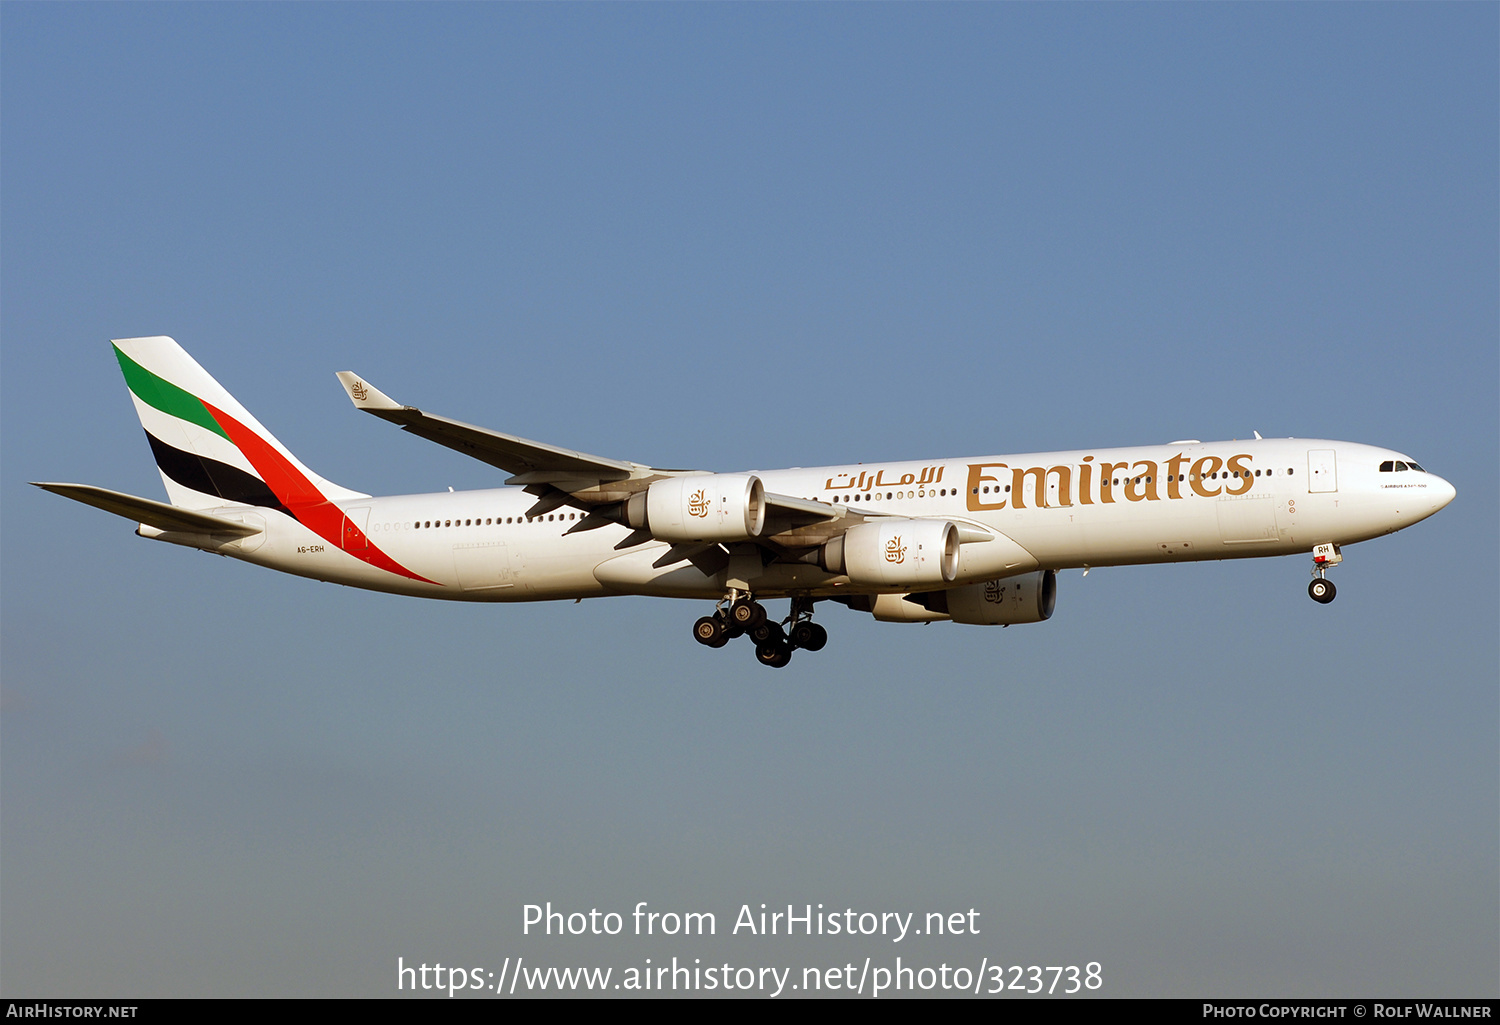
(691, 593, 827, 667)
(787, 596, 827, 651)
(1308, 542, 1341, 604)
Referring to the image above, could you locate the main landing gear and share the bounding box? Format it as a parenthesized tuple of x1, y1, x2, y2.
(1307, 542, 1341, 604)
(691, 594, 826, 668)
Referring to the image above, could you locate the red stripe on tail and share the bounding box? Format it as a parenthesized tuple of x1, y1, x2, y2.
(203, 402, 441, 586)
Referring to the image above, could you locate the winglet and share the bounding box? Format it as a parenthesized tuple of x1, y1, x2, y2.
(335, 372, 403, 411)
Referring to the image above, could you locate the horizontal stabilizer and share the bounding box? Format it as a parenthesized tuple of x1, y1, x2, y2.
(31, 483, 263, 537)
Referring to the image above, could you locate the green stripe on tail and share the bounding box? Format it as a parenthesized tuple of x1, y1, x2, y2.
(112, 344, 231, 441)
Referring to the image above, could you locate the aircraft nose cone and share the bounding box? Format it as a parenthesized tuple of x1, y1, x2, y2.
(1430, 475, 1456, 510)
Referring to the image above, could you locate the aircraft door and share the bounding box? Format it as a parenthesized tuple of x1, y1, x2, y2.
(1307, 450, 1337, 493)
(342, 507, 371, 550)
(1048, 464, 1078, 508)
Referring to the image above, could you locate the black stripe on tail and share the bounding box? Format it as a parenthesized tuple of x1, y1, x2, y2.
(144, 431, 294, 517)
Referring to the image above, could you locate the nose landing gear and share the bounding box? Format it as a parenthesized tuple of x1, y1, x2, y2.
(691, 594, 826, 667)
(1308, 542, 1341, 604)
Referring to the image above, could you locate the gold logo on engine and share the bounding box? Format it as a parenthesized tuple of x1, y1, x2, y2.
(983, 579, 1004, 603)
(688, 489, 710, 518)
(885, 535, 906, 563)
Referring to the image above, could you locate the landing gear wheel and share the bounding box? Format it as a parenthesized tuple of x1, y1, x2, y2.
(750, 620, 784, 645)
(790, 621, 828, 651)
(693, 615, 729, 647)
(755, 639, 793, 668)
(729, 600, 766, 629)
(1308, 578, 1336, 604)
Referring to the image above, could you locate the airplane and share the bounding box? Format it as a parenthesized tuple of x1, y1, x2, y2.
(35, 336, 1457, 668)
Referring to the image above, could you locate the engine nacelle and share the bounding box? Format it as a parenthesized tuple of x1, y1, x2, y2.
(871, 593, 949, 622)
(823, 519, 959, 588)
(908, 570, 1057, 625)
(627, 473, 766, 543)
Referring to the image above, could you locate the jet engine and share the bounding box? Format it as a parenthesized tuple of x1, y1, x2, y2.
(822, 519, 960, 588)
(905, 570, 1056, 625)
(626, 473, 766, 543)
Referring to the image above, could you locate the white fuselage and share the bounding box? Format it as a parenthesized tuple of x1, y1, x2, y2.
(184, 438, 1454, 602)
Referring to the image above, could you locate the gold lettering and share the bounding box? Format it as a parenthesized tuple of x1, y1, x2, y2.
(1098, 461, 1131, 505)
(1010, 466, 1048, 509)
(1078, 456, 1094, 506)
(1224, 454, 1255, 495)
(1165, 453, 1188, 500)
(1190, 456, 1223, 497)
(1127, 460, 1159, 502)
(965, 463, 1008, 511)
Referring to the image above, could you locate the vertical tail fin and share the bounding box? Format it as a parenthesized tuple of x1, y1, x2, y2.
(113, 336, 367, 512)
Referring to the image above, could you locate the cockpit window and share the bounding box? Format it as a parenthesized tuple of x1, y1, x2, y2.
(1395, 461, 1409, 471)
(1380, 461, 1394, 472)
(1380, 459, 1427, 473)
(1407, 461, 1424, 472)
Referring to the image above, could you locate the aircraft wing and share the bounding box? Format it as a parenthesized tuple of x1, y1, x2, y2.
(763, 491, 839, 522)
(337, 372, 860, 542)
(32, 482, 263, 537)
(336, 372, 640, 481)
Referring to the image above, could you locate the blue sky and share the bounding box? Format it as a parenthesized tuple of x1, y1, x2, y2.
(3, 4, 1495, 997)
